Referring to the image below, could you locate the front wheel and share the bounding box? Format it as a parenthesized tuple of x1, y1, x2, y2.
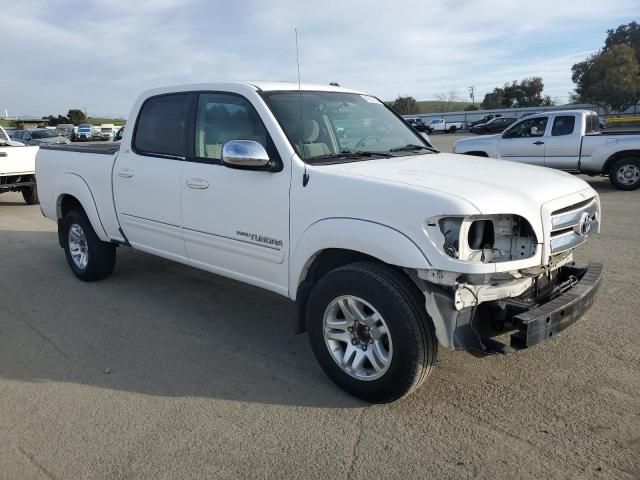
(306, 262, 437, 403)
(62, 208, 116, 281)
(609, 157, 640, 190)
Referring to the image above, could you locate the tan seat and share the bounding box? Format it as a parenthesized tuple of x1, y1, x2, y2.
(301, 120, 331, 157)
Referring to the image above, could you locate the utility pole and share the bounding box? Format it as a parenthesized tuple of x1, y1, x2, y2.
(468, 86, 475, 105)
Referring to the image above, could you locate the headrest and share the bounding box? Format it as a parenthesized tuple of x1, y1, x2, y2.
(303, 120, 320, 143)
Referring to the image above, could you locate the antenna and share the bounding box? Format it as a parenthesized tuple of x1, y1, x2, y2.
(295, 28, 310, 186)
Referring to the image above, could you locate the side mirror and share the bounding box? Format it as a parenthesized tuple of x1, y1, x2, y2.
(222, 140, 272, 170)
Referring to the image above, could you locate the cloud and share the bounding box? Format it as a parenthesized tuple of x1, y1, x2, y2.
(0, 0, 637, 117)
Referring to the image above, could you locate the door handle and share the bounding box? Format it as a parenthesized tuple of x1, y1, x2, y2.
(533, 141, 545, 145)
(187, 178, 209, 189)
(118, 168, 134, 178)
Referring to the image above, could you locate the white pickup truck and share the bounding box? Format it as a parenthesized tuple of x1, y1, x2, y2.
(427, 118, 463, 133)
(0, 126, 39, 204)
(36, 82, 603, 402)
(453, 110, 640, 190)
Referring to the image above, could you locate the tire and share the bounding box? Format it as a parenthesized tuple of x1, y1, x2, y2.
(449, 126, 457, 133)
(62, 208, 116, 281)
(306, 262, 437, 403)
(22, 185, 39, 205)
(608, 157, 640, 191)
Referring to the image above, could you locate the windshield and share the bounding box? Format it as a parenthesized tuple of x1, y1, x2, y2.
(31, 130, 58, 139)
(262, 91, 432, 162)
(79, 124, 92, 130)
(0, 129, 8, 142)
(101, 127, 113, 133)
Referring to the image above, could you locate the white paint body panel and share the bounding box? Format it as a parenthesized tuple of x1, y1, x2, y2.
(0, 145, 38, 176)
(36, 83, 599, 301)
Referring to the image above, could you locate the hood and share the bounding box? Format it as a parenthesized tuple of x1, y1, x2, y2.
(319, 152, 593, 215)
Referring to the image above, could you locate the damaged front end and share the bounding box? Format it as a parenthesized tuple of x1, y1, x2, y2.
(412, 260, 603, 355)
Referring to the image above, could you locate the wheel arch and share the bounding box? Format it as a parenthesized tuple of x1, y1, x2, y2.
(54, 174, 109, 244)
(290, 218, 431, 333)
(602, 149, 640, 174)
(463, 151, 489, 157)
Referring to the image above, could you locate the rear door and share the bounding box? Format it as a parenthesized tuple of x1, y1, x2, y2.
(112, 93, 193, 262)
(497, 116, 549, 165)
(544, 114, 580, 170)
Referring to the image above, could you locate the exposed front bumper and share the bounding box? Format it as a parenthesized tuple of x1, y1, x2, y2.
(509, 262, 602, 349)
(448, 262, 603, 355)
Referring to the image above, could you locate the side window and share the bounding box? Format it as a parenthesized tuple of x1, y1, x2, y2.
(551, 116, 576, 136)
(194, 93, 268, 160)
(134, 93, 190, 157)
(13, 131, 23, 139)
(504, 117, 548, 138)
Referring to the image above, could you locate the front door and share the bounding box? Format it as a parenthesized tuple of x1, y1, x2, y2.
(497, 116, 549, 165)
(112, 92, 192, 262)
(180, 92, 290, 295)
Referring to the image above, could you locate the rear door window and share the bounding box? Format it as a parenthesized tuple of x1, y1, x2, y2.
(133, 93, 191, 158)
(551, 116, 576, 136)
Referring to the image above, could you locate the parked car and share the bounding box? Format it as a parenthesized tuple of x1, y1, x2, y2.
(110, 125, 125, 143)
(77, 124, 94, 141)
(453, 110, 640, 190)
(98, 124, 116, 140)
(470, 117, 517, 134)
(56, 123, 75, 139)
(468, 114, 502, 128)
(36, 82, 602, 402)
(0, 126, 39, 204)
(405, 118, 433, 134)
(427, 118, 462, 133)
(12, 128, 71, 146)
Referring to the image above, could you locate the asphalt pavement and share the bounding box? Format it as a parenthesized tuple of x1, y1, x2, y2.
(0, 136, 638, 479)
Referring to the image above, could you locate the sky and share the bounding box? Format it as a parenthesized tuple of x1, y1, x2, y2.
(1, 0, 637, 118)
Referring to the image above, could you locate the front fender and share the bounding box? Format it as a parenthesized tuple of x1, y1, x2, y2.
(54, 173, 109, 242)
(290, 218, 430, 299)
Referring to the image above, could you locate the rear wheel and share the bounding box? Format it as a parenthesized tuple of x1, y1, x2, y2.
(306, 262, 437, 403)
(62, 208, 116, 281)
(449, 126, 457, 133)
(609, 157, 640, 190)
(22, 185, 39, 205)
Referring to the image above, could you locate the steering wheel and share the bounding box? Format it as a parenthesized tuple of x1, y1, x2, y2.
(354, 135, 381, 149)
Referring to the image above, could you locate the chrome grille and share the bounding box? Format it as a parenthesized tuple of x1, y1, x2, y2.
(550, 197, 599, 254)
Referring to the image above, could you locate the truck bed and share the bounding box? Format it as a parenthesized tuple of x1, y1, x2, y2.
(36, 143, 123, 244)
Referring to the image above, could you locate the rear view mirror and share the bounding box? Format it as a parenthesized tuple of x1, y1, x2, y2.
(222, 140, 272, 170)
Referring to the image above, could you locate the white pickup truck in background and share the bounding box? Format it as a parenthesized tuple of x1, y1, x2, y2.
(453, 110, 640, 190)
(427, 117, 463, 133)
(0, 125, 39, 204)
(36, 82, 602, 402)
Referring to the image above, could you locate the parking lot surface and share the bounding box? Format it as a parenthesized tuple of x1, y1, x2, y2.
(1, 136, 639, 479)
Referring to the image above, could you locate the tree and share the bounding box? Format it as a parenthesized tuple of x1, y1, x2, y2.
(572, 22, 640, 110)
(573, 45, 640, 111)
(391, 95, 419, 115)
(42, 114, 71, 126)
(481, 77, 553, 109)
(434, 89, 459, 112)
(67, 109, 87, 125)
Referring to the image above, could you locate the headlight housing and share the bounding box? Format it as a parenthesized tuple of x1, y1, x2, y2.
(425, 214, 538, 263)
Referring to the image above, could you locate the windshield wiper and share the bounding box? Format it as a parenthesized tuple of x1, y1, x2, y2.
(389, 144, 438, 153)
(307, 150, 394, 163)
